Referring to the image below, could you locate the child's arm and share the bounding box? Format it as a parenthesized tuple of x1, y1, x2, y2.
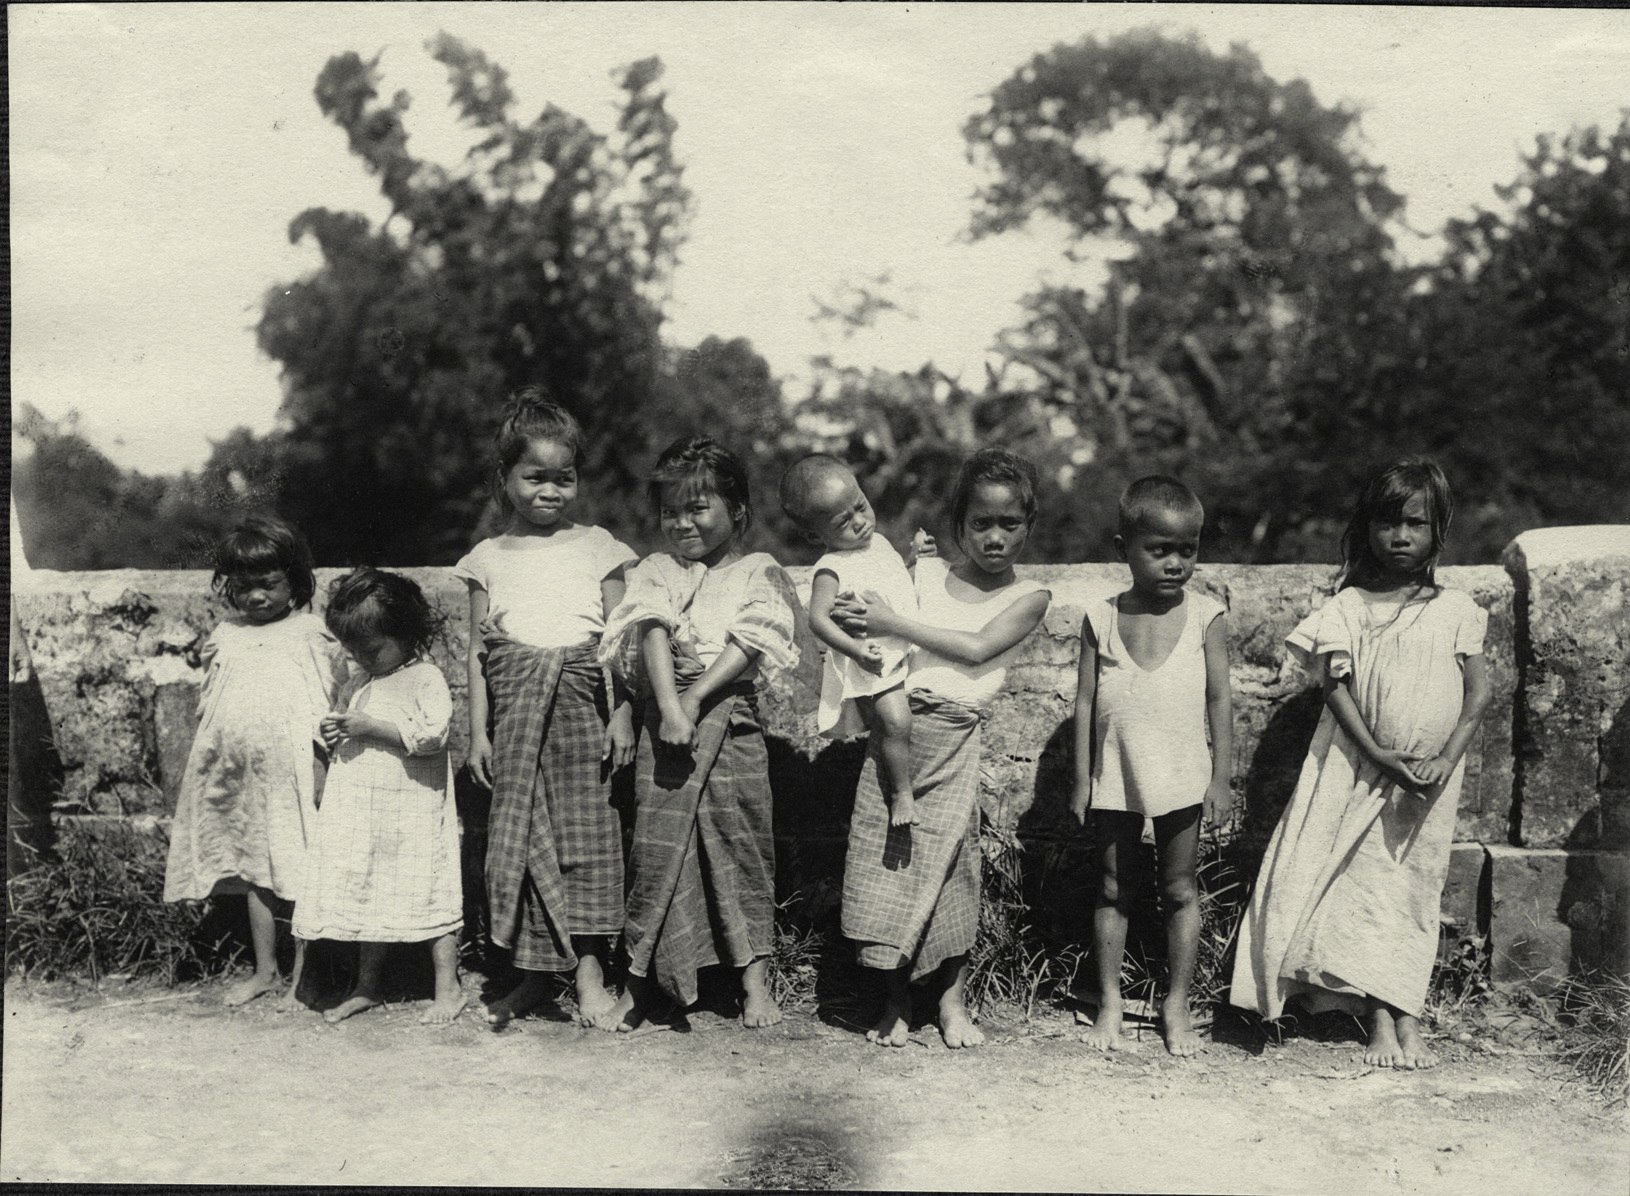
(322, 711, 408, 751)
(465, 584, 494, 788)
(1202, 614, 1234, 826)
(680, 641, 759, 720)
(809, 570, 886, 676)
(1069, 615, 1098, 825)
(1323, 674, 1425, 790)
(641, 621, 695, 750)
(857, 589, 1050, 667)
(601, 569, 636, 770)
(1410, 654, 1493, 788)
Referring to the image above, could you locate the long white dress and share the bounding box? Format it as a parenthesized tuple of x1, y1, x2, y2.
(163, 612, 347, 902)
(1230, 586, 1487, 1019)
(293, 659, 463, 943)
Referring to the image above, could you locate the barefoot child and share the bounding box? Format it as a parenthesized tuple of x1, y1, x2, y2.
(294, 570, 467, 1025)
(596, 436, 799, 1032)
(456, 389, 637, 1027)
(163, 517, 347, 1010)
(836, 449, 1051, 1048)
(1230, 459, 1492, 1070)
(779, 454, 929, 827)
(1071, 477, 1234, 1057)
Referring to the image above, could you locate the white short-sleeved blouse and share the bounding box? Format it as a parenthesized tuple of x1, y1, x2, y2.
(452, 525, 636, 648)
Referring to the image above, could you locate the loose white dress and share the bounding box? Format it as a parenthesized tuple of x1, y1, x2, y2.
(293, 659, 463, 943)
(1230, 585, 1487, 1020)
(814, 537, 917, 738)
(163, 611, 347, 902)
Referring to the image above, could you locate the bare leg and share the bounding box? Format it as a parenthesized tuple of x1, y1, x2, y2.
(225, 886, 284, 1006)
(1364, 997, 1406, 1067)
(1082, 811, 1141, 1050)
(866, 964, 911, 1047)
(1154, 806, 1202, 1057)
(325, 943, 387, 1024)
(274, 939, 308, 1013)
(484, 970, 554, 1028)
(420, 933, 468, 1023)
(934, 956, 984, 1049)
(741, 956, 782, 1028)
(573, 937, 617, 1026)
(870, 691, 918, 827)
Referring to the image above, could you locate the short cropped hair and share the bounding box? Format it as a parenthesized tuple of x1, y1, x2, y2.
(324, 568, 446, 658)
(211, 515, 317, 610)
(1118, 476, 1204, 535)
(647, 436, 753, 535)
(949, 449, 1039, 535)
(778, 454, 853, 526)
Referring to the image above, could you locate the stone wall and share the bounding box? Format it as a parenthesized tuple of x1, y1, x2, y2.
(11, 527, 1629, 988)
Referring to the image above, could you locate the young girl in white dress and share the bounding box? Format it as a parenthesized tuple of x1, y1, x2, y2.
(294, 569, 466, 1025)
(456, 388, 637, 1028)
(1230, 459, 1493, 1070)
(164, 517, 347, 1009)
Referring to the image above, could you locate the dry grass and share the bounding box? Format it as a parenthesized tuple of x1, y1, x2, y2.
(1553, 970, 1630, 1107)
(967, 826, 1082, 1019)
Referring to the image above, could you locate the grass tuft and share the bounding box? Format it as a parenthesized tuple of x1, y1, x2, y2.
(967, 826, 1082, 1020)
(1553, 970, 1630, 1107)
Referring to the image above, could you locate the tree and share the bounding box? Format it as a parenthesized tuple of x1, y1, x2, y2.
(258, 36, 706, 564)
(964, 30, 1418, 562)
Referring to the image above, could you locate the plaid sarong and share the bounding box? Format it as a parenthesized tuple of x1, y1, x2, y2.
(623, 657, 774, 1007)
(484, 636, 622, 973)
(842, 689, 983, 981)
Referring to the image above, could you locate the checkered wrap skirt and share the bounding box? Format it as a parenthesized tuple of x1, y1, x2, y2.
(484, 637, 623, 973)
(623, 671, 774, 1007)
(841, 689, 983, 981)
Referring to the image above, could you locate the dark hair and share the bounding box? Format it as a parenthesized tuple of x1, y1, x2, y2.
(211, 516, 317, 610)
(1118, 475, 1204, 535)
(778, 453, 853, 526)
(949, 448, 1039, 537)
(324, 568, 446, 658)
(1337, 458, 1455, 591)
(492, 386, 584, 509)
(647, 436, 753, 537)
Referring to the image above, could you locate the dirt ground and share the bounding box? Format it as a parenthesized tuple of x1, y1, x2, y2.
(3, 970, 1625, 1192)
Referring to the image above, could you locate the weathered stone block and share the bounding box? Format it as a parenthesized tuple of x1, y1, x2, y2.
(1503, 526, 1630, 849)
(152, 681, 200, 814)
(1440, 843, 1489, 936)
(1488, 844, 1630, 990)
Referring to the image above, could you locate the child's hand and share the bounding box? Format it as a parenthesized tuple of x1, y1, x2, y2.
(1374, 748, 1425, 791)
(1203, 779, 1235, 827)
(858, 590, 899, 635)
(910, 528, 937, 563)
(325, 711, 388, 746)
(468, 731, 494, 789)
(319, 713, 347, 753)
(858, 641, 886, 676)
(830, 590, 868, 637)
(1411, 754, 1454, 788)
(602, 704, 636, 771)
(659, 700, 698, 751)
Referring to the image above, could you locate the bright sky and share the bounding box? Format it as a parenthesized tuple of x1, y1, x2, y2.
(11, 3, 1629, 475)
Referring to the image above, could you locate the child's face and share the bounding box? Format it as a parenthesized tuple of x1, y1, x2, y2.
(1368, 490, 1434, 578)
(958, 482, 1032, 575)
(658, 480, 737, 565)
(502, 437, 578, 529)
(802, 470, 876, 552)
(1117, 508, 1202, 599)
(341, 629, 411, 678)
(230, 569, 294, 624)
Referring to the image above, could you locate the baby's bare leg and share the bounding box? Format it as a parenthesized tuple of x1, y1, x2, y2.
(1083, 811, 1142, 1050)
(325, 943, 387, 1024)
(1154, 805, 1202, 1057)
(420, 933, 468, 1023)
(869, 688, 918, 826)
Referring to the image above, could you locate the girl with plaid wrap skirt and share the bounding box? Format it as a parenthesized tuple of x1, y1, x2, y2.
(460, 389, 638, 1027)
(595, 436, 800, 1033)
(834, 450, 1051, 1049)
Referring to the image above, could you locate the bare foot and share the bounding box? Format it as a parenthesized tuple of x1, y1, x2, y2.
(889, 792, 920, 828)
(1081, 998, 1126, 1051)
(865, 991, 911, 1048)
(1160, 993, 1200, 1058)
(1364, 1006, 1405, 1068)
(741, 959, 782, 1029)
(224, 971, 281, 1007)
(938, 994, 985, 1049)
(485, 971, 552, 1029)
(574, 957, 616, 1027)
(324, 992, 381, 1024)
(273, 987, 308, 1015)
(420, 993, 469, 1025)
(594, 989, 641, 1033)
(1394, 1013, 1439, 1070)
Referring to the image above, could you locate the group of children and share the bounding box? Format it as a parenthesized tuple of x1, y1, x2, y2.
(163, 387, 1491, 1067)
